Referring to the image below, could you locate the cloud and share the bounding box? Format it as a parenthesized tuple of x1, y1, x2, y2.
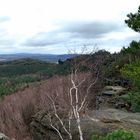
(21, 20, 139, 54)
(23, 21, 124, 47)
(0, 16, 10, 22)
(0, 16, 14, 46)
(0, 0, 139, 54)
(60, 21, 123, 38)
(23, 31, 71, 47)
(0, 28, 16, 46)
(0, 38, 15, 46)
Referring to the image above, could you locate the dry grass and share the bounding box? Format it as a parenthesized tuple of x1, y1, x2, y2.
(0, 73, 100, 140)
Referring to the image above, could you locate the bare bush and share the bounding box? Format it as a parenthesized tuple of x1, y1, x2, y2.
(0, 85, 40, 140)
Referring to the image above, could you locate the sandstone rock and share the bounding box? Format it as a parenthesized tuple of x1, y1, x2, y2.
(102, 86, 126, 96)
(97, 86, 128, 109)
(30, 108, 140, 140)
(102, 90, 117, 96)
(30, 110, 117, 140)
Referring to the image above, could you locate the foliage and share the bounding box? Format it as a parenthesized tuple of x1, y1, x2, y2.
(0, 75, 40, 96)
(101, 53, 128, 80)
(119, 93, 131, 103)
(125, 6, 140, 32)
(0, 58, 71, 97)
(0, 58, 56, 77)
(121, 60, 140, 87)
(0, 50, 113, 96)
(121, 41, 140, 64)
(101, 40, 140, 81)
(121, 60, 140, 112)
(128, 91, 140, 112)
(91, 128, 136, 140)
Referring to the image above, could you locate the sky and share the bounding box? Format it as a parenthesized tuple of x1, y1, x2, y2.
(0, 0, 140, 54)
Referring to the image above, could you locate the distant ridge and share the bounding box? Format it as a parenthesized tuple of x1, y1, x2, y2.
(0, 53, 77, 62)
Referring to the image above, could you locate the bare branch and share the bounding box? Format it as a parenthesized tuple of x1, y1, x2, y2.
(78, 71, 99, 112)
(49, 115, 64, 140)
(68, 110, 73, 134)
(87, 71, 99, 94)
(48, 95, 72, 140)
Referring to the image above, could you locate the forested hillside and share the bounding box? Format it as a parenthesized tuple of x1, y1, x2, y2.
(0, 4, 140, 140)
(0, 58, 71, 96)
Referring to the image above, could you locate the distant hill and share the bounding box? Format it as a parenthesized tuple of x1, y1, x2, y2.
(0, 53, 76, 62)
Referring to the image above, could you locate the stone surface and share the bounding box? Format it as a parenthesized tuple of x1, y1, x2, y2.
(97, 86, 128, 110)
(30, 108, 140, 140)
(88, 109, 140, 139)
(102, 90, 117, 96)
(102, 86, 126, 96)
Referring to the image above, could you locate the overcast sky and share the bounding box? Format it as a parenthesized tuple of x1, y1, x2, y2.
(0, 0, 140, 54)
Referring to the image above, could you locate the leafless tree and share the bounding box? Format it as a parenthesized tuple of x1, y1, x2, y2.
(47, 49, 100, 140)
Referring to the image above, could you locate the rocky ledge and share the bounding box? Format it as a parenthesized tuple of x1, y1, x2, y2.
(30, 108, 140, 140)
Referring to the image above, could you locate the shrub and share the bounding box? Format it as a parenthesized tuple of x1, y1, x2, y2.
(121, 60, 140, 112)
(128, 91, 140, 112)
(91, 128, 136, 140)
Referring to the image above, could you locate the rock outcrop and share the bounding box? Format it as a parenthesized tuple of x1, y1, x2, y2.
(102, 86, 126, 96)
(97, 86, 129, 109)
(30, 109, 140, 140)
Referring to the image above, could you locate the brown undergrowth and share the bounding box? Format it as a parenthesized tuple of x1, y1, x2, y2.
(0, 73, 101, 140)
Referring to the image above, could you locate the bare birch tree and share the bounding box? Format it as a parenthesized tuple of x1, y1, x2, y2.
(47, 48, 100, 140)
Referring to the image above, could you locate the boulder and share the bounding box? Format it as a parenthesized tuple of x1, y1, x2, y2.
(102, 86, 126, 96)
